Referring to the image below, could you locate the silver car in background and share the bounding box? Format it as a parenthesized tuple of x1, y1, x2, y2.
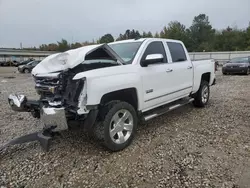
(222, 57, 250, 75)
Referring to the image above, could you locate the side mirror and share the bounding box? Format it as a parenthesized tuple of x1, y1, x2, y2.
(141, 54, 164, 67)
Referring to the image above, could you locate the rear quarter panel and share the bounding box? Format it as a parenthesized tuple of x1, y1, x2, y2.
(192, 59, 215, 93)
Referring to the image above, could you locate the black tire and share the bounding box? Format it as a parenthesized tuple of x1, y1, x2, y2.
(193, 80, 210, 108)
(245, 68, 250, 75)
(222, 72, 227, 75)
(93, 100, 137, 152)
(24, 69, 30, 74)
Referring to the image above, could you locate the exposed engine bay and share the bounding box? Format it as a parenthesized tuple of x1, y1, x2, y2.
(34, 60, 120, 113)
(3, 44, 124, 152)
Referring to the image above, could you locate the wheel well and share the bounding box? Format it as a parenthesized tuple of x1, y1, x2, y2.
(100, 88, 138, 110)
(201, 72, 211, 83)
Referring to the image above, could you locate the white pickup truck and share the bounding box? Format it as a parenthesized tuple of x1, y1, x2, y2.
(5, 38, 216, 152)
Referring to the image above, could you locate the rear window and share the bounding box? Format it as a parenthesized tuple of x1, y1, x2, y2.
(167, 42, 187, 62)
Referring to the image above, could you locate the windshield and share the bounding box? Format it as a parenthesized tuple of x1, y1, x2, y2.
(230, 57, 249, 63)
(27, 61, 34, 65)
(108, 42, 142, 64)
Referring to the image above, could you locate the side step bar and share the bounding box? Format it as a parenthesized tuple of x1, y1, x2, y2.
(143, 98, 194, 121)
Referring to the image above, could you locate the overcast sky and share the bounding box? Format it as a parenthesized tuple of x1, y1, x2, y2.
(0, 0, 249, 48)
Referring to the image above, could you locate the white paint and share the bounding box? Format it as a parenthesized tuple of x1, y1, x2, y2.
(32, 44, 103, 75)
(33, 38, 215, 114)
(73, 38, 215, 113)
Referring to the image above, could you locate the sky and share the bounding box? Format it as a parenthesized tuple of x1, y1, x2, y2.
(0, 0, 249, 48)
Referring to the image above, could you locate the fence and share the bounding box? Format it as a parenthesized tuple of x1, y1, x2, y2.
(1, 49, 250, 64)
(189, 51, 250, 64)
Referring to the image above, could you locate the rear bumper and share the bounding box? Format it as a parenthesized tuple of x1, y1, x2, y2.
(222, 67, 248, 73)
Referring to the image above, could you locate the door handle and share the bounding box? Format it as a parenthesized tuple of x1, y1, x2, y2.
(187, 66, 193, 69)
(166, 69, 173, 73)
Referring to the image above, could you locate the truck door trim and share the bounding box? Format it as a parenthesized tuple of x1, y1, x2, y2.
(144, 86, 192, 102)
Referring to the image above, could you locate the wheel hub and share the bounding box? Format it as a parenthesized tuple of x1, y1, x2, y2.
(109, 109, 134, 144)
(201, 86, 209, 103)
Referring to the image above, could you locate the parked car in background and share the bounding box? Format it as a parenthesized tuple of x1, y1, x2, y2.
(18, 60, 41, 73)
(0, 61, 6, 66)
(16, 58, 35, 67)
(12, 60, 20, 67)
(222, 57, 250, 75)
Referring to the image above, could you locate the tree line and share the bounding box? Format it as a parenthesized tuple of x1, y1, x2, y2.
(35, 14, 250, 52)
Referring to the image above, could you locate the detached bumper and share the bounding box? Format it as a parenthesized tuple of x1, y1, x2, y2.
(41, 107, 68, 132)
(8, 94, 68, 132)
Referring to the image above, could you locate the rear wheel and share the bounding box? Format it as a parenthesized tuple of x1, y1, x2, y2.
(193, 80, 210, 107)
(93, 101, 137, 151)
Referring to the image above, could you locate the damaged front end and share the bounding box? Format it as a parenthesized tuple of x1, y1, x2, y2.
(1, 44, 122, 152)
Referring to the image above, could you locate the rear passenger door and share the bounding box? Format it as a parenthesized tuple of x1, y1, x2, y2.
(165, 42, 193, 97)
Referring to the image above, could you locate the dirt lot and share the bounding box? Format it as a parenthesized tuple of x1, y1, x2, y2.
(0, 67, 250, 188)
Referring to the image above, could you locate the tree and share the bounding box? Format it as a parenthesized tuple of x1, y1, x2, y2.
(246, 25, 250, 50)
(99, 34, 114, 43)
(213, 27, 247, 51)
(57, 39, 70, 52)
(154, 32, 160, 38)
(116, 29, 141, 41)
(36, 14, 250, 52)
(142, 31, 153, 38)
(47, 43, 58, 51)
(189, 14, 215, 51)
(39, 44, 48, 51)
(71, 42, 82, 49)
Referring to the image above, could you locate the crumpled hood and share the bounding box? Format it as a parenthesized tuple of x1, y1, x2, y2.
(32, 44, 124, 76)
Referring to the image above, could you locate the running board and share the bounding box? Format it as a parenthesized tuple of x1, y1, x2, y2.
(143, 98, 194, 121)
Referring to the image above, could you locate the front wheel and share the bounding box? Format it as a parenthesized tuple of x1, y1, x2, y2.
(24, 69, 30, 74)
(193, 80, 210, 107)
(93, 101, 137, 152)
(245, 68, 250, 75)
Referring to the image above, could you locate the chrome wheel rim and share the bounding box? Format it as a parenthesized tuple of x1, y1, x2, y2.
(109, 109, 134, 144)
(201, 86, 209, 104)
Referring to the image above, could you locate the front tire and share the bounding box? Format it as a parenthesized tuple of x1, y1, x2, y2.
(93, 101, 137, 152)
(193, 80, 210, 107)
(24, 69, 30, 74)
(245, 68, 250, 75)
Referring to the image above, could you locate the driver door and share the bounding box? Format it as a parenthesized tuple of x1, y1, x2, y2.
(140, 41, 174, 111)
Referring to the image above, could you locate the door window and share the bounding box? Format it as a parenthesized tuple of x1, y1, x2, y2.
(167, 42, 187, 62)
(141, 41, 167, 63)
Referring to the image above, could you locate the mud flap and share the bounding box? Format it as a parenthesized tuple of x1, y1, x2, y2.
(0, 131, 52, 152)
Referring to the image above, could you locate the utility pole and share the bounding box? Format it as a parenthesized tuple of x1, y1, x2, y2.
(20, 42, 22, 49)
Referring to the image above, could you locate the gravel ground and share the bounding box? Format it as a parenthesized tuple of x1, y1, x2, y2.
(0, 67, 250, 188)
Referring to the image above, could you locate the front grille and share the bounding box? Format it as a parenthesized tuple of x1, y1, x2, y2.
(34, 73, 84, 110)
(34, 75, 63, 97)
